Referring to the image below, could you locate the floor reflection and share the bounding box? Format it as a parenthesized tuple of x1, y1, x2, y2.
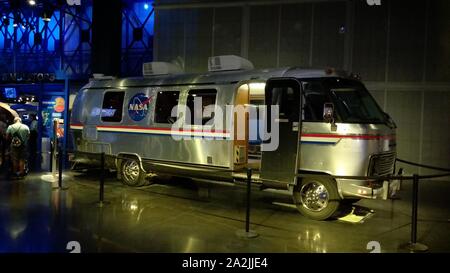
(0, 171, 449, 253)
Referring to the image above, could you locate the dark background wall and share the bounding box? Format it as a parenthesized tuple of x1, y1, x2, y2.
(153, 0, 450, 172)
(91, 0, 122, 76)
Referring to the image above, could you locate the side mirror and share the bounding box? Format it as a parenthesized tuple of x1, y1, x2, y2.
(323, 103, 337, 131)
(323, 103, 334, 123)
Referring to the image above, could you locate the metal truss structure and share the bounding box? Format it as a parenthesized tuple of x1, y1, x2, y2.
(0, 0, 92, 80)
(0, 0, 155, 79)
(121, 0, 154, 77)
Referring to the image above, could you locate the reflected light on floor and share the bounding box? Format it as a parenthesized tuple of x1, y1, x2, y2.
(40, 174, 68, 183)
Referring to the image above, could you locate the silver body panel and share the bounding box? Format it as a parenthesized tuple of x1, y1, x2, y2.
(300, 122, 396, 198)
(72, 84, 235, 168)
(71, 67, 396, 200)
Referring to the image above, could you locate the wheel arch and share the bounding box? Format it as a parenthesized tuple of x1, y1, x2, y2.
(296, 171, 344, 199)
(116, 153, 145, 178)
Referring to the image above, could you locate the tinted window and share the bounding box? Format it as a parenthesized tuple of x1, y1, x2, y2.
(101, 92, 124, 122)
(186, 89, 217, 125)
(302, 81, 330, 122)
(154, 91, 180, 124)
(271, 86, 300, 122)
(301, 79, 386, 124)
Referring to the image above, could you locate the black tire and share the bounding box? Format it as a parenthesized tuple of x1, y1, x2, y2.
(120, 158, 148, 187)
(293, 176, 341, 221)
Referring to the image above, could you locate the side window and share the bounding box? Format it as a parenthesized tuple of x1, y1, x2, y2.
(271, 87, 300, 122)
(186, 89, 217, 125)
(154, 91, 180, 124)
(302, 82, 328, 122)
(101, 92, 125, 122)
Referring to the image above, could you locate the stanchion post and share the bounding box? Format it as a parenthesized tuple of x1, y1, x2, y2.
(404, 174, 428, 252)
(236, 168, 258, 239)
(58, 145, 63, 188)
(245, 168, 252, 233)
(53, 144, 69, 191)
(99, 152, 105, 204)
(411, 174, 419, 244)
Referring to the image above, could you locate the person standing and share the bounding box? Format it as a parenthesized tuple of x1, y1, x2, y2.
(0, 115, 7, 168)
(6, 117, 30, 178)
(29, 114, 38, 171)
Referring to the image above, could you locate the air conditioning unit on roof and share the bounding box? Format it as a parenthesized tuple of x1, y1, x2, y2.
(208, 55, 254, 72)
(143, 62, 183, 76)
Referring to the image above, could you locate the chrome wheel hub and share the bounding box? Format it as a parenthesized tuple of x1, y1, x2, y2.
(123, 160, 140, 182)
(300, 181, 329, 212)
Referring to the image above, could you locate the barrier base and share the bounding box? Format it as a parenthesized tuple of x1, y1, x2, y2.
(236, 230, 259, 239)
(96, 201, 111, 208)
(52, 186, 69, 191)
(404, 242, 429, 253)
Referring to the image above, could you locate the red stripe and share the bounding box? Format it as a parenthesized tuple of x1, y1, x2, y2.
(71, 124, 393, 139)
(301, 133, 395, 140)
(71, 124, 229, 134)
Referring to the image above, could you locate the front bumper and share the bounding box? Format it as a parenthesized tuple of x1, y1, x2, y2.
(337, 178, 393, 200)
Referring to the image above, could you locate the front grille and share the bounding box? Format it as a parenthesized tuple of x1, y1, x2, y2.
(369, 152, 396, 176)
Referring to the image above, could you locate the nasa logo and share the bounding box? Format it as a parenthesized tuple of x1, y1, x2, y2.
(128, 93, 152, 121)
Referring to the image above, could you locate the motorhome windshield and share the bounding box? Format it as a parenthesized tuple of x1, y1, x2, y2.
(302, 78, 387, 124)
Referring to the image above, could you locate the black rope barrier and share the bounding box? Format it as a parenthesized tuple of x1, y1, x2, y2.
(70, 151, 450, 180)
(396, 158, 450, 172)
(65, 150, 450, 249)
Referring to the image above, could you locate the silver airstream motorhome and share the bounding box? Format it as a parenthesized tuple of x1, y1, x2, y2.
(70, 55, 397, 220)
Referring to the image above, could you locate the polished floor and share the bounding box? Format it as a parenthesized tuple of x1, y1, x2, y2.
(0, 169, 449, 253)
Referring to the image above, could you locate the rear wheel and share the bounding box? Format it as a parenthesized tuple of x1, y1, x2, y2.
(293, 177, 341, 220)
(120, 158, 148, 187)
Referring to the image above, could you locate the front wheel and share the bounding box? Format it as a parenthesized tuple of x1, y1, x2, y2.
(120, 158, 148, 187)
(293, 177, 341, 221)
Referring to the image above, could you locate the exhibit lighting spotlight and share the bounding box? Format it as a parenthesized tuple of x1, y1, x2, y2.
(42, 5, 54, 22)
(42, 11, 52, 22)
(144, 3, 149, 10)
(12, 13, 21, 28)
(28, 0, 36, 6)
(2, 17, 10, 26)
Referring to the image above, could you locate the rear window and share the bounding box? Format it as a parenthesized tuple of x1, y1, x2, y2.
(101, 91, 125, 122)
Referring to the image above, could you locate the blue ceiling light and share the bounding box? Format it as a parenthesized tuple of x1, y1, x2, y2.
(144, 3, 149, 10)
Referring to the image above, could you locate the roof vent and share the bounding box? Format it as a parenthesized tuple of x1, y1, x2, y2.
(208, 55, 254, 72)
(143, 62, 183, 76)
(91, 74, 115, 81)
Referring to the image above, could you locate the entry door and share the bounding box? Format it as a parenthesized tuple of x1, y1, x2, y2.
(260, 78, 302, 185)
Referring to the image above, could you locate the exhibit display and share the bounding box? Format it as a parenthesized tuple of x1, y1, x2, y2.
(71, 56, 397, 221)
(0, 0, 449, 261)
